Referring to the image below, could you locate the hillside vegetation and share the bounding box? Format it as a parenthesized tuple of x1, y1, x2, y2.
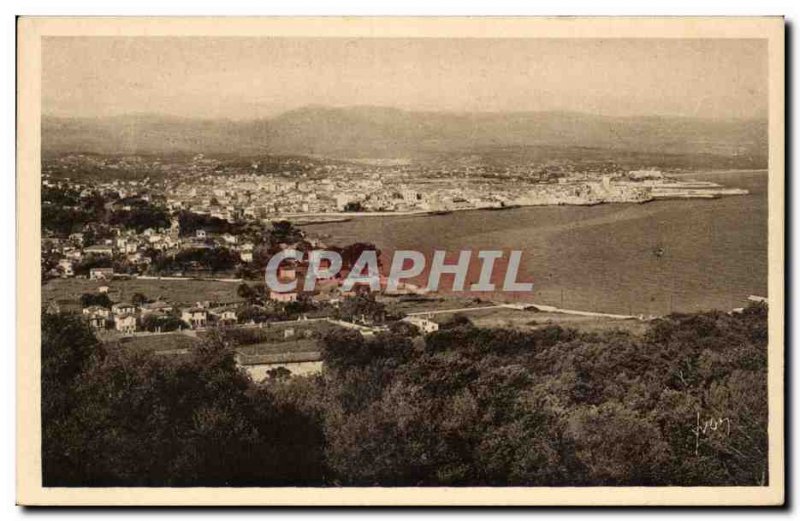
(42, 304, 768, 486)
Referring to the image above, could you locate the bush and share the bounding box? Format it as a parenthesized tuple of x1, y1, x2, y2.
(140, 314, 188, 333)
(79, 293, 112, 308)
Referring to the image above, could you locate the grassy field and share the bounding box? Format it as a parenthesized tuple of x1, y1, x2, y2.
(385, 295, 492, 314)
(426, 307, 651, 335)
(43, 277, 243, 306)
(108, 333, 201, 354)
(236, 338, 320, 356)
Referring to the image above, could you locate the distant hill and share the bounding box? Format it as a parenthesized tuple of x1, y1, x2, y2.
(42, 106, 768, 161)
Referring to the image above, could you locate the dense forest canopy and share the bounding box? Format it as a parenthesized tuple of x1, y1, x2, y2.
(42, 304, 768, 487)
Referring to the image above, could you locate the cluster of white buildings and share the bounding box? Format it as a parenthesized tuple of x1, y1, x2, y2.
(44, 216, 259, 279)
(159, 165, 669, 216)
(82, 297, 241, 334)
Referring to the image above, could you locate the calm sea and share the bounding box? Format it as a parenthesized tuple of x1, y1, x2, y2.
(304, 170, 768, 315)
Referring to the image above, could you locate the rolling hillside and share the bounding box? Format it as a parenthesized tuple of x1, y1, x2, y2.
(42, 106, 768, 162)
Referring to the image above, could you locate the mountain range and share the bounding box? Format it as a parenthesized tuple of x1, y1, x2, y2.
(42, 106, 768, 161)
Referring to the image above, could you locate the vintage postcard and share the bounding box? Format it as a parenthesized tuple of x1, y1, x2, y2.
(17, 17, 785, 506)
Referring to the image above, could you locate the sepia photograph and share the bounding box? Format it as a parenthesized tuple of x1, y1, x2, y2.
(16, 16, 785, 506)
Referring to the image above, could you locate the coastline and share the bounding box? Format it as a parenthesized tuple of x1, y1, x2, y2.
(668, 168, 768, 176)
(285, 170, 757, 223)
(282, 195, 639, 222)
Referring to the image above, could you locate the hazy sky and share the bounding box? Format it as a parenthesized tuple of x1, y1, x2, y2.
(42, 37, 767, 120)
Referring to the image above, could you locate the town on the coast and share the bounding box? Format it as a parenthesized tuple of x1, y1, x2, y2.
(41, 151, 755, 377)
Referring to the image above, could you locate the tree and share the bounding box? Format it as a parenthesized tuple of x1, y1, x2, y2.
(319, 328, 366, 370)
(41, 328, 325, 486)
(389, 320, 419, 337)
(343, 201, 364, 212)
(284, 294, 316, 318)
(108, 207, 170, 233)
(131, 292, 149, 306)
(237, 283, 256, 302)
(74, 256, 113, 277)
(41, 313, 104, 485)
(266, 366, 292, 380)
(335, 293, 386, 324)
(336, 242, 381, 270)
(439, 313, 473, 330)
(237, 305, 271, 324)
(79, 292, 112, 308)
(154, 247, 240, 274)
(177, 210, 239, 237)
(140, 314, 188, 332)
(269, 220, 302, 244)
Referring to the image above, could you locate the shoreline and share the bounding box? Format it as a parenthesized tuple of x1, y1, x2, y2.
(668, 168, 767, 176)
(280, 169, 760, 223)
(285, 200, 632, 222)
